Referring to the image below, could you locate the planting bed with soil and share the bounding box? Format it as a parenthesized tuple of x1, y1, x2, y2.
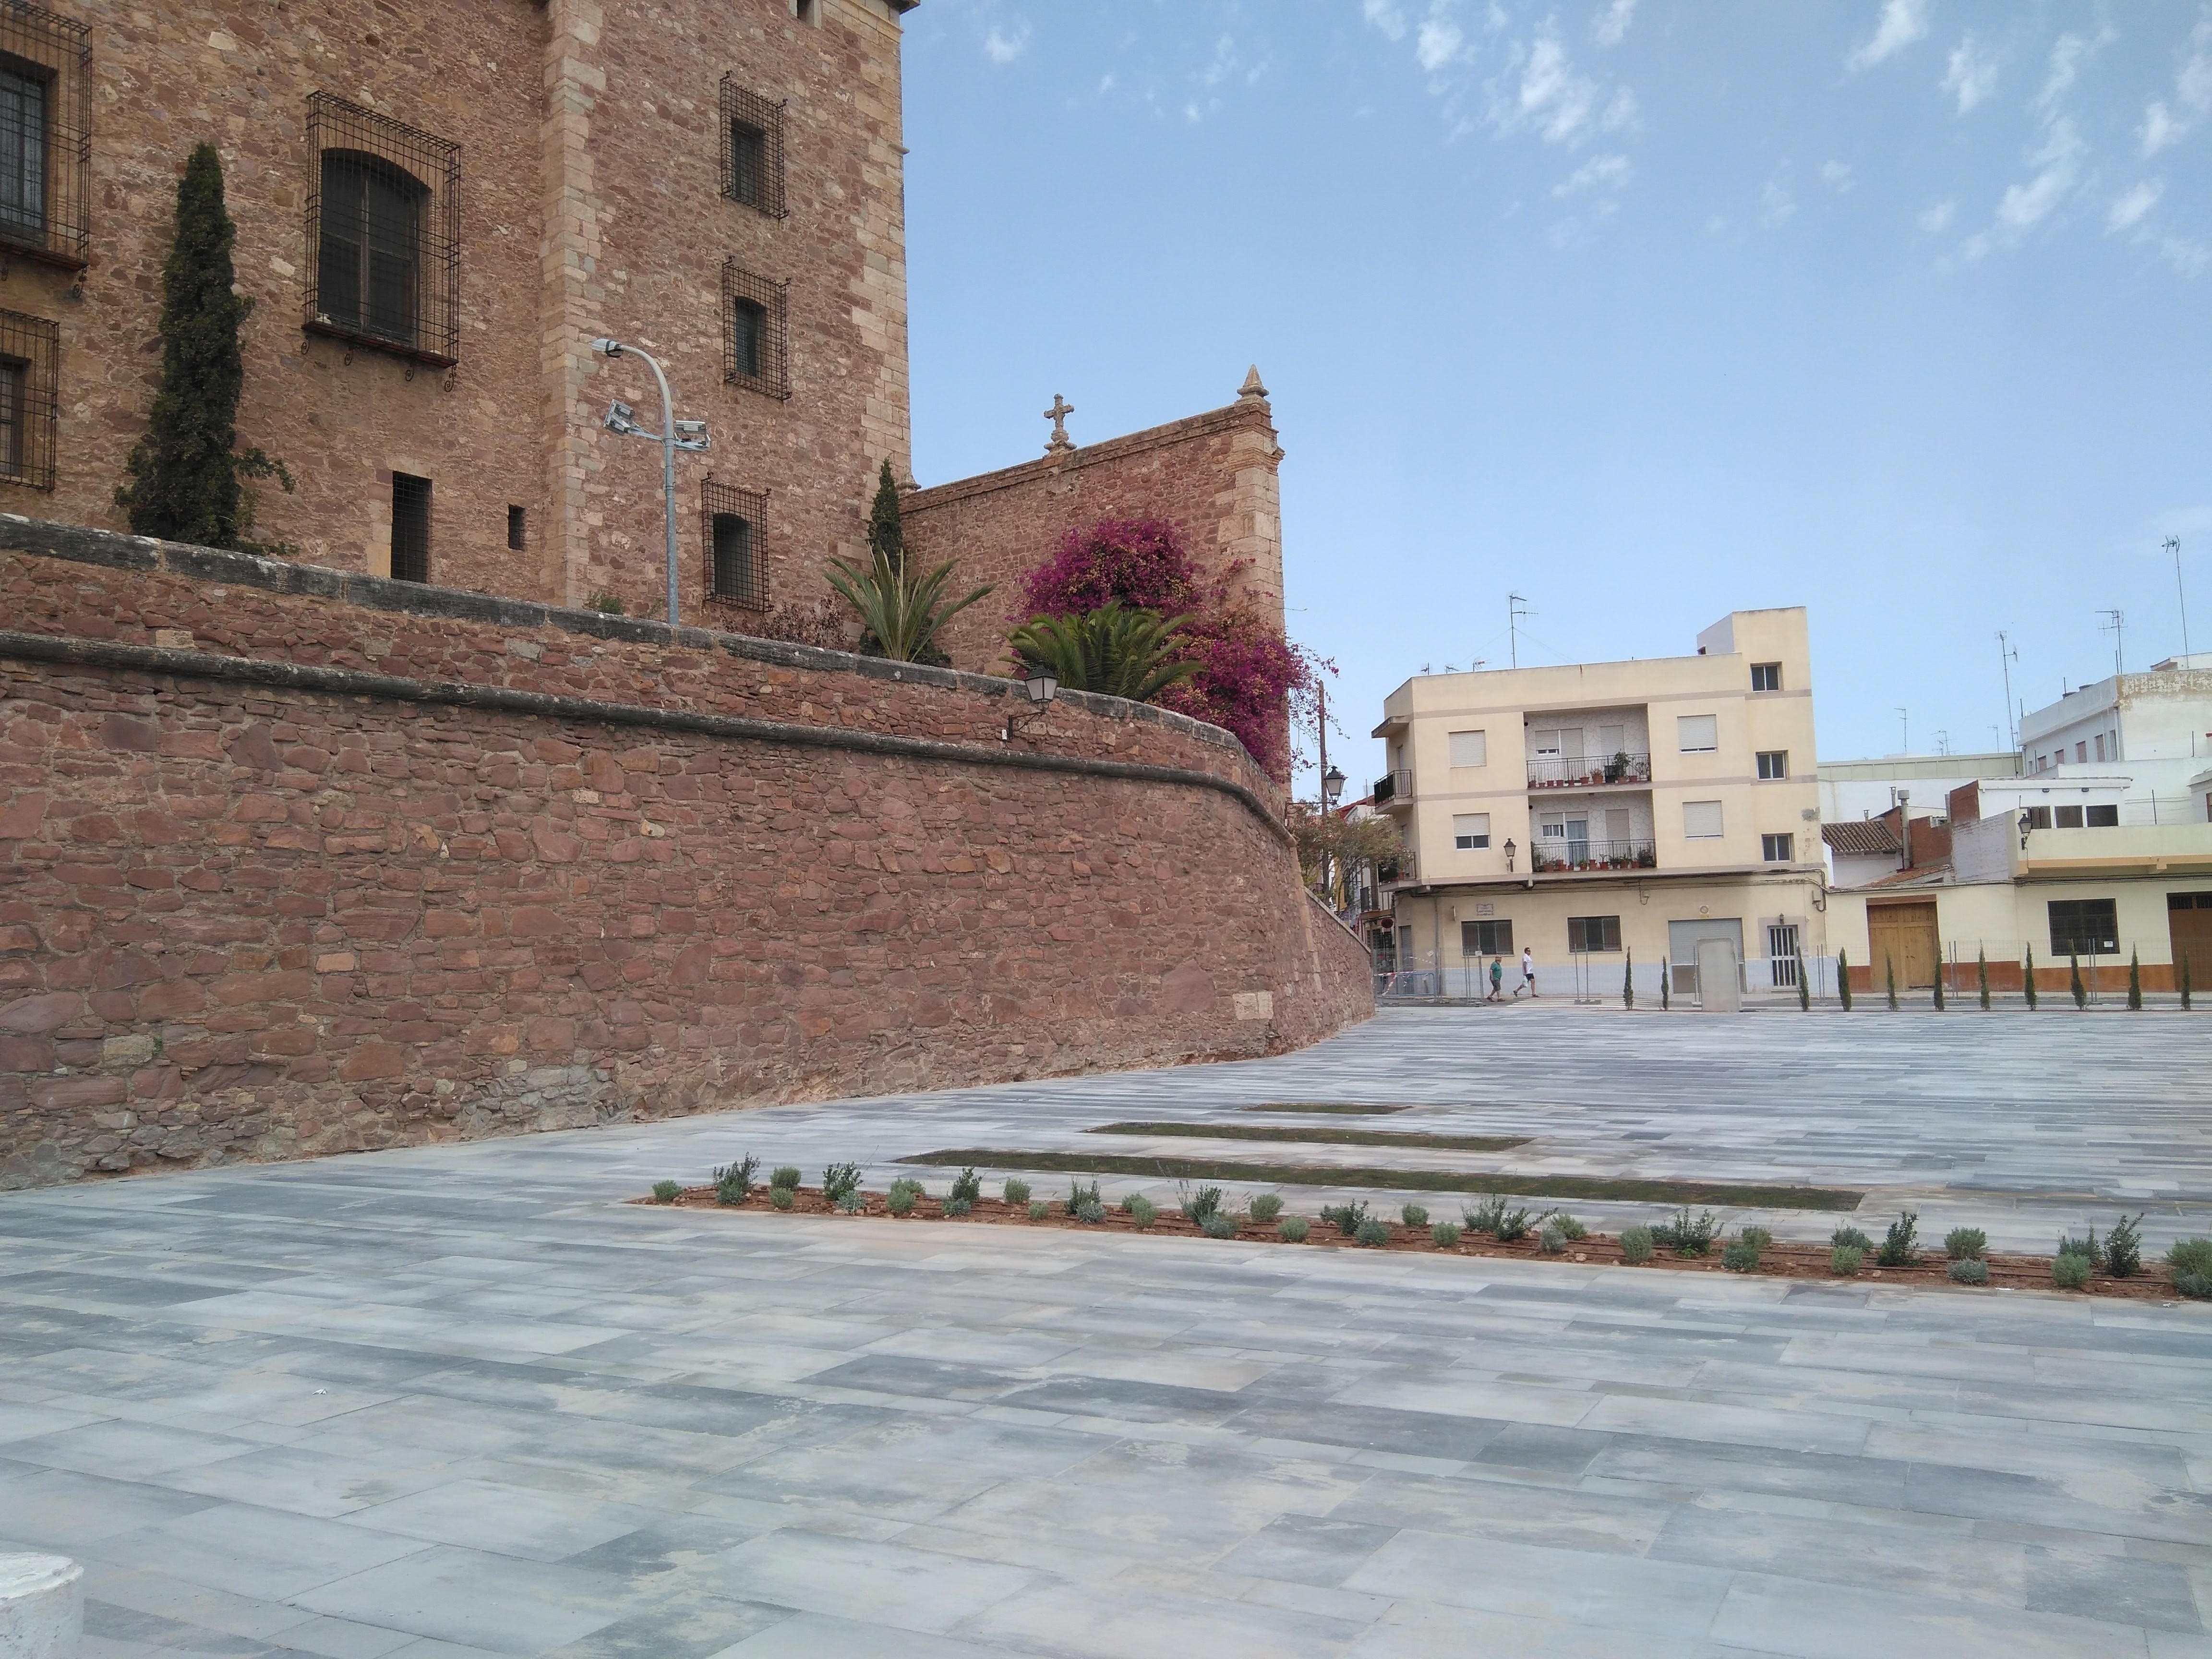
(636, 1184, 2203, 1302)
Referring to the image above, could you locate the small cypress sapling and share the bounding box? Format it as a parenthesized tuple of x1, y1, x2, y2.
(1978, 947, 1990, 1010)
(1797, 950, 1810, 1011)
(1876, 1210, 1920, 1268)
(2127, 948, 2142, 1010)
(2024, 945, 2038, 1009)
(1885, 955, 1899, 1010)
(115, 144, 294, 551)
(2070, 952, 2085, 1009)
(2184, 952, 2194, 1010)
(866, 458, 905, 571)
(1837, 948, 1853, 1010)
(1660, 956, 1670, 1010)
(1623, 949, 1633, 1009)
(1932, 963, 1945, 1011)
(2104, 1213, 2143, 1278)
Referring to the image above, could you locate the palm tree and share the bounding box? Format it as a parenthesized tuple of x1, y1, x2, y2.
(1007, 601, 1199, 704)
(822, 547, 991, 665)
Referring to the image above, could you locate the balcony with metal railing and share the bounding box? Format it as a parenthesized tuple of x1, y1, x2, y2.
(1531, 837, 1657, 874)
(1372, 770, 1414, 811)
(1527, 751, 1653, 790)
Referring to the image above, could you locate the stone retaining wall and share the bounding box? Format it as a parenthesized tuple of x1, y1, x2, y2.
(0, 517, 1370, 1188)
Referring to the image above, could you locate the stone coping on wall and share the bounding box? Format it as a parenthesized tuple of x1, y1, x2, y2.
(0, 511, 1272, 790)
(898, 397, 1275, 515)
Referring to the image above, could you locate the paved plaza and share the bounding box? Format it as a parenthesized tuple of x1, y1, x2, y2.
(2, 1007, 2210, 1656)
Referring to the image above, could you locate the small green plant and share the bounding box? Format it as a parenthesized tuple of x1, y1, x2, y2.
(1178, 1183, 1225, 1224)
(2166, 1238, 2212, 1279)
(1026, 1199, 1050, 1221)
(1201, 1211, 1238, 1239)
(2104, 1213, 2144, 1278)
(1065, 1178, 1103, 1215)
(949, 1167, 983, 1205)
(1401, 1203, 1430, 1229)
(651, 1180, 682, 1204)
(1538, 1224, 1569, 1255)
(1876, 1211, 1920, 1268)
(1003, 1177, 1032, 1206)
(1885, 955, 1899, 1010)
(769, 1165, 802, 1192)
(947, 1195, 978, 1217)
(1464, 1196, 1507, 1236)
(886, 1177, 923, 1216)
(1948, 1259, 1989, 1286)
(1624, 948, 1634, 1009)
(1798, 950, 1811, 1011)
(1538, 1209, 1587, 1241)
(1278, 1215, 1310, 1242)
(586, 589, 626, 616)
(2024, 945, 2038, 1009)
(1652, 1208, 1720, 1257)
(2127, 948, 2142, 1010)
(2057, 1229, 2098, 1261)
(1738, 1225, 1772, 1253)
(1944, 1226, 1987, 1262)
(835, 1190, 866, 1214)
(1355, 1216, 1390, 1247)
(2183, 951, 2193, 1010)
(1831, 1225, 1873, 1252)
(1249, 1193, 1284, 1224)
(2176, 1272, 2212, 1299)
(1431, 1221, 1462, 1248)
(713, 1155, 758, 1206)
(822, 1162, 862, 1205)
(1322, 1201, 1370, 1237)
(1493, 1206, 1531, 1243)
(2070, 952, 2085, 1009)
(1619, 1226, 1654, 1264)
(1978, 947, 1990, 1010)
(769, 1186, 795, 1211)
(1127, 1195, 1158, 1229)
(1837, 947, 1852, 1010)
(1830, 1244, 1864, 1276)
(1932, 964, 1945, 1011)
(1661, 955, 1671, 1010)
(1721, 1238, 1760, 1273)
(2051, 1252, 2092, 1290)
(823, 539, 994, 665)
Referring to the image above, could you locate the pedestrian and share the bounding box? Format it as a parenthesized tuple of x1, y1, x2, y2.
(1521, 945, 1537, 998)
(1487, 955, 1504, 1001)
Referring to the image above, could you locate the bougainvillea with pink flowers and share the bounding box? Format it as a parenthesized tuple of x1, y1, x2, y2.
(1015, 517, 1325, 781)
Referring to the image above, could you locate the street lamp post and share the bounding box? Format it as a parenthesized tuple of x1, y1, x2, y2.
(590, 337, 709, 627)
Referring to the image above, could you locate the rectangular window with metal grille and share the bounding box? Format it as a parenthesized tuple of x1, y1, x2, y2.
(0, 6, 87, 268)
(701, 479, 768, 609)
(719, 78, 786, 216)
(390, 472, 431, 583)
(721, 261, 789, 398)
(0, 308, 56, 489)
(1566, 915, 1621, 953)
(1462, 919, 1512, 956)
(304, 94, 459, 365)
(2048, 898, 2117, 956)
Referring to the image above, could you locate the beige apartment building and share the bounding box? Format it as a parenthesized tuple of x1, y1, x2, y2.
(1372, 608, 1826, 1002)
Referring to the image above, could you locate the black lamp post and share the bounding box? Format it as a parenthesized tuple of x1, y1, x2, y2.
(1322, 765, 1346, 806)
(1503, 837, 1517, 873)
(1003, 664, 1059, 742)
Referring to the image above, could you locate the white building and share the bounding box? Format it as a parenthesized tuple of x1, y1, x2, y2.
(2020, 655, 2212, 823)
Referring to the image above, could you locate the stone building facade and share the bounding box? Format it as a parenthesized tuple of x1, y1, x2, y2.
(0, 0, 914, 624)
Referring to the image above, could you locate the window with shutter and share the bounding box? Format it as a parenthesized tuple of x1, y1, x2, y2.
(1452, 814, 1490, 850)
(1683, 800, 1724, 839)
(1677, 715, 1718, 753)
(1447, 730, 1487, 768)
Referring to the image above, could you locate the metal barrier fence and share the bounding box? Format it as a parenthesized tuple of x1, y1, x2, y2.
(1378, 951, 1842, 1005)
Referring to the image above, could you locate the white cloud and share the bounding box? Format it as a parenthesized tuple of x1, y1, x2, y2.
(1996, 117, 2084, 229)
(1418, 17, 1467, 72)
(1761, 177, 1796, 226)
(2109, 179, 2164, 231)
(1919, 200, 1956, 232)
(982, 21, 1030, 64)
(1591, 0, 1635, 50)
(2161, 234, 2210, 276)
(1363, 0, 1409, 42)
(1601, 86, 1638, 132)
(1518, 32, 1597, 141)
(2139, 14, 2212, 155)
(1553, 153, 1629, 195)
(1821, 159, 1855, 192)
(1847, 0, 1929, 72)
(1940, 34, 1998, 114)
(2035, 30, 2111, 116)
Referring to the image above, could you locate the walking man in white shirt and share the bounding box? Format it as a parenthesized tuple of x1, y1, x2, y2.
(1520, 945, 1537, 998)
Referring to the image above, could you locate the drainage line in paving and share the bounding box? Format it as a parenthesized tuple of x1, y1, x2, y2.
(1087, 1122, 1531, 1151)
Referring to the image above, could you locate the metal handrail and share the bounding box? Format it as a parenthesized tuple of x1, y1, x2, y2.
(1531, 837, 1656, 873)
(1527, 752, 1652, 789)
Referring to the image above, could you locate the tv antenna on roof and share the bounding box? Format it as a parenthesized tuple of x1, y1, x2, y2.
(2099, 608, 2125, 677)
(1996, 630, 2020, 749)
(1508, 592, 1532, 669)
(2168, 537, 2189, 659)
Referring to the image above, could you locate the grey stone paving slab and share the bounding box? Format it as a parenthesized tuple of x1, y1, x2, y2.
(2, 1010, 2211, 1652)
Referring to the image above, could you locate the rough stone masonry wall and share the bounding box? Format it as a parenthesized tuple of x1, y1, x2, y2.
(901, 380, 1286, 679)
(0, 518, 1371, 1189)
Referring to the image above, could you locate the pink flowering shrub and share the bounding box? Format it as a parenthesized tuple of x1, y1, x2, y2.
(1015, 517, 1316, 780)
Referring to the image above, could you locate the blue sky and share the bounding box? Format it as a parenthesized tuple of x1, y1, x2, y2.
(899, 1, 2212, 792)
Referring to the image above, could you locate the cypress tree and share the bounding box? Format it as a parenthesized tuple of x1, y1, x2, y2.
(2069, 952, 2085, 1009)
(1837, 947, 1852, 1010)
(1978, 947, 1990, 1010)
(866, 459, 904, 570)
(2185, 953, 2194, 1011)
(2128, 948, 2142, 1010)
(1622, 948, 1633, 1009)
(1659, 956, 1670, 1010)
(115, 143, 289, 549)
(1932, 960, 1946, 1010)
(1885, 955, 1898, 1010)
(2024, 945, 2038, 1010)
(1796, 950, 1810, 1010)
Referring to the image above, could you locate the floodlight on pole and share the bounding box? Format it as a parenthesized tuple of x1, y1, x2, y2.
(590, 336, 709, 626)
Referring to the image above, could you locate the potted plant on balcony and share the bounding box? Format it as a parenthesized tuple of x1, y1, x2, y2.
(1635, 846, 1657, 868)
(1604, 750, 1629, 783)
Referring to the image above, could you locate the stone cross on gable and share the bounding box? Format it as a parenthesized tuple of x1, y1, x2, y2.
(1043, 394, 1075, 455)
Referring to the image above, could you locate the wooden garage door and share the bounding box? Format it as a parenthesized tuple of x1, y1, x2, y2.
(1867, 901, 1940, 989)
(2172, 893, 2212, 988)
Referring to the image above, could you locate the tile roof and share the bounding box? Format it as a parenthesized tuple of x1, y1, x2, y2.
(1822, 819, 1901, 855)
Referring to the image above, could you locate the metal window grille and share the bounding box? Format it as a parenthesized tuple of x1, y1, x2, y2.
(700, 478, 769, 610)
(303, 93, 460, 366)
(721, 261, 789, 398)
(0, 3, 87, 268)
(718, 78, 786, 217)
(0, 305, 55, 488)
(390, 472, 432, 583)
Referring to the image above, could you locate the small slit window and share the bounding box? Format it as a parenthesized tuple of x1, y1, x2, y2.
(719, 79, 786, 217)
(0, 307, 57, 489)
(721, 262, 790, 399)
(506, 505, 526, 551)
(304, 94, 460, 365)
(701, 478, 769, 610)
(0, 4, 87, 268)
(390, 472, 431, 583)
